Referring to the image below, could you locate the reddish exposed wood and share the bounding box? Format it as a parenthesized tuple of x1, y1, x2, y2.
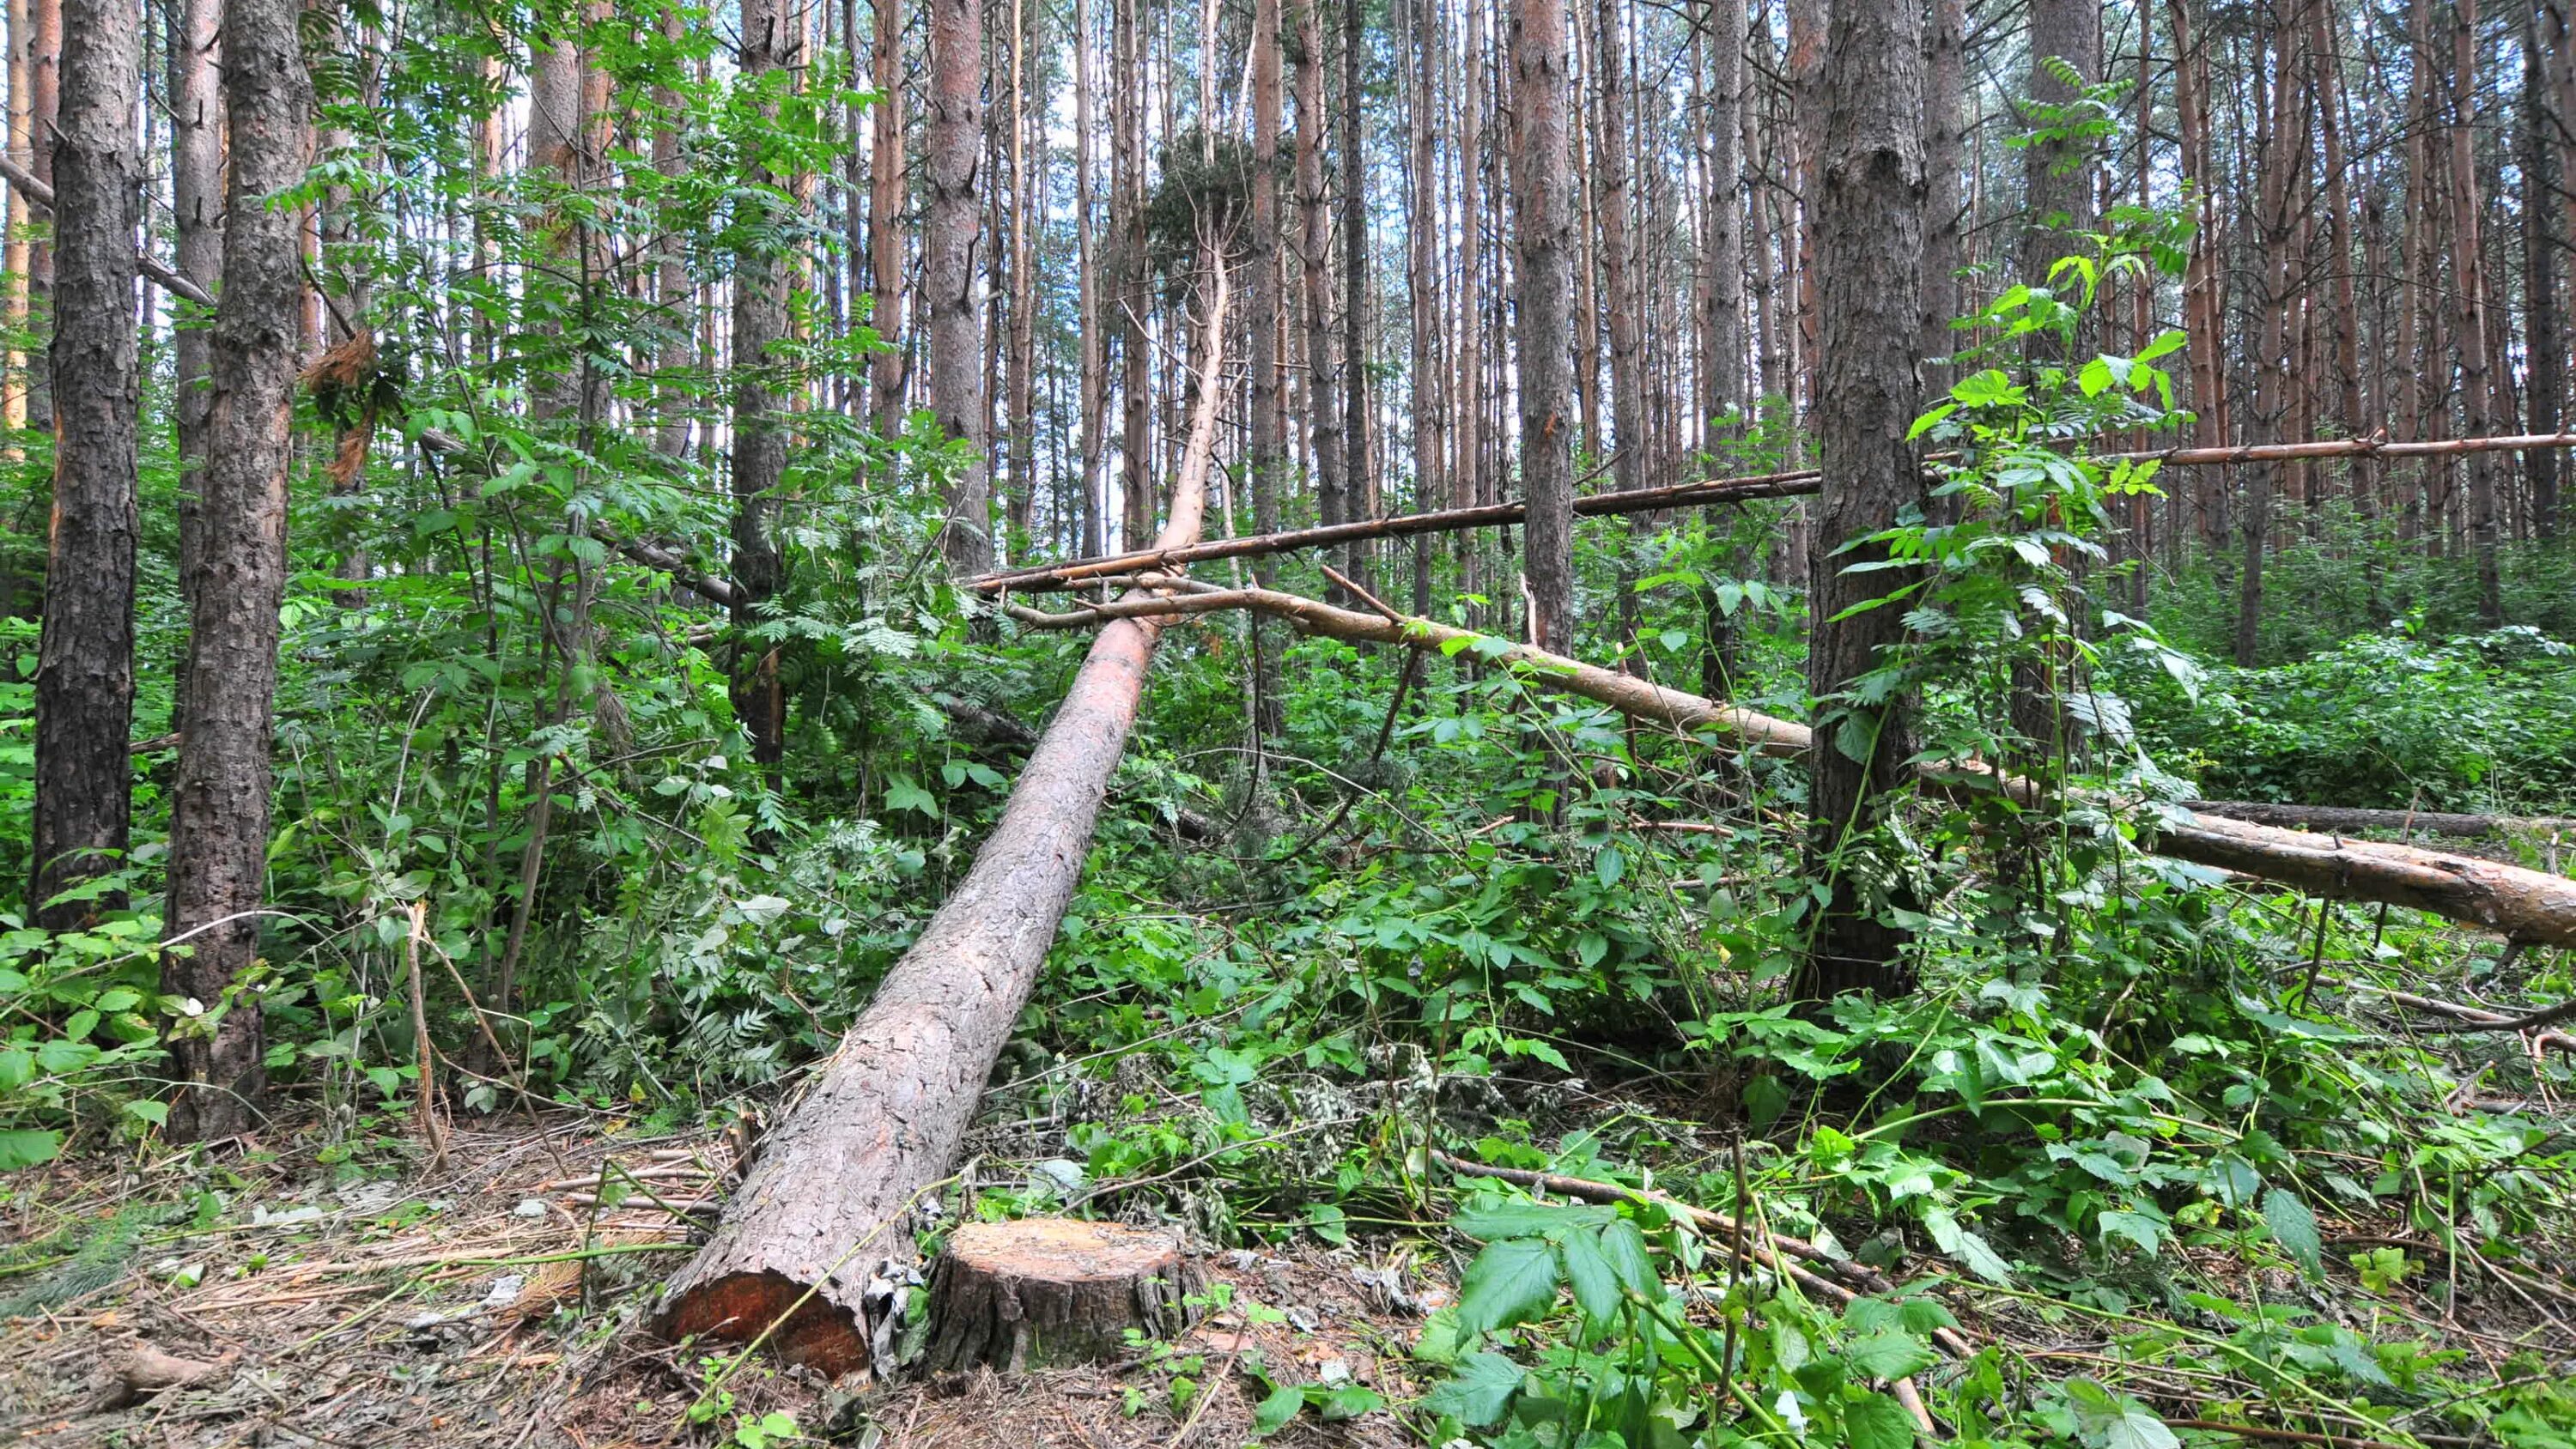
(921, 1220, 1200, 1373)
(1012, 586, 2576, 950)
(969, 433, 2576, 595)
(653, 259, 1231, 1377)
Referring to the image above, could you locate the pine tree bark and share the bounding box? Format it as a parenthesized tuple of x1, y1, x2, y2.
(1340, 0, 1372, 584)
(28, 0, 140, 927)
(1074, 0, 1106, 557)
(869, 0, 905, 443)
(162, 0, 310, 1141)
(1592, 0, 1643, 504)
(1700, 0, 1743, 438)
(21, 0, 55, 432)
(1248, 0, 1285, 735)
(1115, 0, 1153, 549)
(170, 0, 220, 606)
(2018, 0, 2101, 296)
(927, 0, 988, 575)
(732, 0, 791, 767)
(2236, 11, 2302, 666)
(1796, 0, 1927, 1001)
(2, 0, 27, 453)
(1512, 0, 1575, 651)
(654, 3, 696, 458)
(1406, 0, 1442, 610)
(1300, 0, 1345, 555)
(2521, 0, 2562, 540)
(1920, 0, 1965, 391)
(2444, 0, 2505, 623)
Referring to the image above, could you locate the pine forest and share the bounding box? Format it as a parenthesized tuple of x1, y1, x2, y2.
(4, 0, 2576, 1442)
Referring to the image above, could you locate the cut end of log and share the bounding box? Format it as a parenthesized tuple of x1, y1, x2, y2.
(920, 1218, 1201, 1373)
(655, 1269, 872, 1379)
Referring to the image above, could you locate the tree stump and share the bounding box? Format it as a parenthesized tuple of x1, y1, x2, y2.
(920, 1219, 1201, 1373)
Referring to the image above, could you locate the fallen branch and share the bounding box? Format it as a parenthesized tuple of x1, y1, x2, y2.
(652, 253, 1235, 1376)
(1014, 585, 2576, 949)
(2185, 801, 2574, 840)
(0, 155, 216, 308)
(970, 432, 2576, 595)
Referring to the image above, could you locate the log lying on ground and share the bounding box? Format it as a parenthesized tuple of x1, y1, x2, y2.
(1012, 585, 2576, 949)
(969, 432, 2576, 595)
(920, 1220, 1201, 1373)
(652, 260, 1232, 1377)
(2184, 800, 2574, 840)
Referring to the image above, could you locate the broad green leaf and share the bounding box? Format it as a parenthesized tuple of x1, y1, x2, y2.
(1844, 1389, 1921, 1449)
(1844, 1331, 1936, 1381)
(1315, 1385, 1384, 1421)
(0, 1128, 63, 1170)
(2097, 1210, 2166, 1258)
(1456, 1237, 1562, 1333)
(1598, 1218, 1661, 1301)
(2066, 1378, 2179, 1449)
(1254, 1382, 1305, 1434)
(124, 1099, 170, 1127)
(883, 775, 939, 815)
(1558, 1225, 1619, 1323)
(2262, 1187, 2324, 1279)
(1421, 1351, 1525, 1426)
(1451, 1193, 1613, 1242)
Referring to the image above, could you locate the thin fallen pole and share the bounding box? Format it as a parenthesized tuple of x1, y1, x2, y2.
(969, 431, 2576, 595)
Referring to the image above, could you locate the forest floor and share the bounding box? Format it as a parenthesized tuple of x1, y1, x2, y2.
(0, 1106, 1428, 1448)
(3, 997, 2573, 1448)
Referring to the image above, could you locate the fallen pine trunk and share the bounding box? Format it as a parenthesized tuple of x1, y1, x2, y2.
(2183, 800, 2573, 840)
(652, 258, 1231, 1376)
(1012, 585, 2576, 949)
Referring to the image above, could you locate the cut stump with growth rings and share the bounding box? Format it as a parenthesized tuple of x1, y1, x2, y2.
(920, 1219, 1200, 1373)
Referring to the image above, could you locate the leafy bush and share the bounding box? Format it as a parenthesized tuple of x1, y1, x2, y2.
(2118, 624, 2576, 812)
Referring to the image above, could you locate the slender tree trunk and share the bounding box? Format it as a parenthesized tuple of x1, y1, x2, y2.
(870, 0, 905, 443)
(1299, 0, 1344, 555)
(162, 0, 309, 1141)
(1340, 0, 1371, 585)
(2521, 0, 2561, 539)
(1593, 0, 1643, 504)
(732, 0, 791, 767)
(1457, 0, 1485, 537)
(1512, 0, 1575, 650)
(1920, 0, 1964, 391)
(1115, 0, 1152, 549)
(654, 3, 696, 457)
(2400, 0, 2435, 553)
(2, 0, 27, 452)
(1406, 0, 1441, 610)
(2018, 0, 2101, 319)
(1248, 0, 1285, 736)
(170, 0, 219, 606)
(21, 0, 55, 431)
(927, 0, 988, 574)
(2312, 0, 2368, 529)
(2445, 0, 2505, 623)
(28, 0, 140, 927)
(1074, 0, 1106, 557)
(2237, 9, 2302, 666)
(1797, 0, 1927, 1001)
(1786, 0, 1822, 427)
(1703, 0, 1743, 437)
